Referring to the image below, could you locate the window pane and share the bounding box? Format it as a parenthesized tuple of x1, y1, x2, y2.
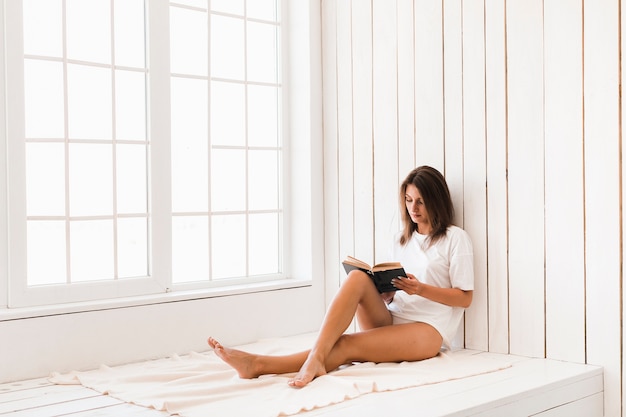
(171, 78, 209, 212)
(23, 0, 63, 57)
(211, 214, 245, 279)
(170, 6, 207, 76)
(211, 0, 243, 15)
(67, 64, 112, 140)
(171, 78, 208, 140)
(26, 143, 65, 216)
(211, 81, 245, 146)
(211, 15, 244, 80)
(69, 144, 113, 216)
(172, 142, 209, 213)
(117, 217, 148, 278)
(115, 70, 146, 141)
(116, 144, 147, 214)
(247, 0, 278, 22)
(248, 150, 279, 210)
(248, 84, 279, 147)
(24, 59, 65, 138)
(27, 220, 66, 286)
(172, 216, 209, 283)
(211, 149, 245, 212)
(114, 0, 146, 68)
(247, 22, 278, 83)
(70, 219, 114, 282)
(66, 0, 111, 64)
(249, 213, 280, 275)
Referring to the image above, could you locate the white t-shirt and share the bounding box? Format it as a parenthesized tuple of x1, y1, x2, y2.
(386, 225, 474, 349)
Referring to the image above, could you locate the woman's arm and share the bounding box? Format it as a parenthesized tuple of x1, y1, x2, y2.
(391, 273, 473, 308)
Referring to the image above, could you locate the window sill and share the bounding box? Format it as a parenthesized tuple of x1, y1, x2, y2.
(0, 278, 313, 322)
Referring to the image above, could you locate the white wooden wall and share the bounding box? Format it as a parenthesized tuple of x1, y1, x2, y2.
(321, 0, 623, 415)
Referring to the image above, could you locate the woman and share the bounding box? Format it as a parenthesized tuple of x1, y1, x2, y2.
(208, 166, 474, 388)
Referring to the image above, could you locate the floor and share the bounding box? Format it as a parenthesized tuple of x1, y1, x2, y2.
(0, 377, 168, 417)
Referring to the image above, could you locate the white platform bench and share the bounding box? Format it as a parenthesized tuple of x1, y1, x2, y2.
(0, 350, 603, 417)
(302, 350, 604, 417)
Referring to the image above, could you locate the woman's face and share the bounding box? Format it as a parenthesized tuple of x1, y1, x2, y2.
(405, 183, 431, 233)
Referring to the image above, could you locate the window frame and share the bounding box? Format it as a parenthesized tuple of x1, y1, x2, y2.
(1, 0, 321, 312)
(6, 0, 165, 307)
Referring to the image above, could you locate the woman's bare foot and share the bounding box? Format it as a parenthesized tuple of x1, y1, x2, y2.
(288, 353, 327, 388)
(207, 337, 261, 379)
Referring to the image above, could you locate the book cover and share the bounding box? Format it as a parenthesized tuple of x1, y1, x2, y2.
(341, 256, 406, 293)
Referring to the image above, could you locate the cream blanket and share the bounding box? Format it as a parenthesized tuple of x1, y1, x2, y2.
(50, 333, 511, 416)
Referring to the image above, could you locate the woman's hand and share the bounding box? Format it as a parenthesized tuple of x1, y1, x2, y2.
(391, 273, 422, 295)
(392, 273, 473, 308)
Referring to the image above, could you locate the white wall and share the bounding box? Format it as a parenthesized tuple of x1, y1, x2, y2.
(0, 286, 322, 381)
(321, 0, 623, 415)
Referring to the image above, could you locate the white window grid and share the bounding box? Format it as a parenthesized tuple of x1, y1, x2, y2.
(23, 55, 149, 285)
(5, 0, 286, 307)
(169, 1, 284, 287)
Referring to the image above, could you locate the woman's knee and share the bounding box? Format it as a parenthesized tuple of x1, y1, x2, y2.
(343, 270, 380, 297)
(345, 269, 372, 285)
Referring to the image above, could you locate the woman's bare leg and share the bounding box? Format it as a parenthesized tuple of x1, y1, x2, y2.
(207, 270, 442, 387)
(208, 322, 443, 384)
(208, 337, 309, 378)
(208, 270, 388, 382)
(326, 322, 443, 366)
(288, 270, 392, 387)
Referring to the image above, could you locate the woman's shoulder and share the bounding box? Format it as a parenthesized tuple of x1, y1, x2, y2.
(445, 225, 474, 249)
(446, 225, 468, 237)
(444, 225, 473, 245)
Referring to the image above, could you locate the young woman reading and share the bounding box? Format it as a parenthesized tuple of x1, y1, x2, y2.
(208, 166, 474, 388)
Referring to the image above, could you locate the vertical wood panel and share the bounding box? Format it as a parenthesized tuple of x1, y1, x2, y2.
(484, 0, 509, 354)
(0, 1, 7, 308)
(321, 0, 341, 305)
(622, 1, 626, 414)
(583, 0, 621, 415)
(337, 0, 355, 265)
(505, 0, 545, 358)
(372, 0, 399, 261)
(543, 0, 585, 363)
(442, 0, 464, 223)
(351, 0, 375, 262)
(461, 0, 488, 351)
(442, 0, 465, 349)
(397, 0, 415, 180)
(414, 0, 444, 168)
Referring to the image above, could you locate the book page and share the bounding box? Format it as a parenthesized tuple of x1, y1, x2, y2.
(371, 262, 403, 272)
(342, 256, 372, 271)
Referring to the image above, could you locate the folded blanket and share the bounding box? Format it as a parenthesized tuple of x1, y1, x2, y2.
(50, 333, 511, 416)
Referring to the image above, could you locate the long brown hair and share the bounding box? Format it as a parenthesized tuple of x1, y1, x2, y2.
(399, 166, 454, 246)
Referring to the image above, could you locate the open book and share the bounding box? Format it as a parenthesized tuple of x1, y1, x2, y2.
(341, 256, 407, 293)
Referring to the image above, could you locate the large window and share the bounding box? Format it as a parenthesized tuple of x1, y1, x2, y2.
(169, 1, 282, 286)
(5, 0, 286, 307)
